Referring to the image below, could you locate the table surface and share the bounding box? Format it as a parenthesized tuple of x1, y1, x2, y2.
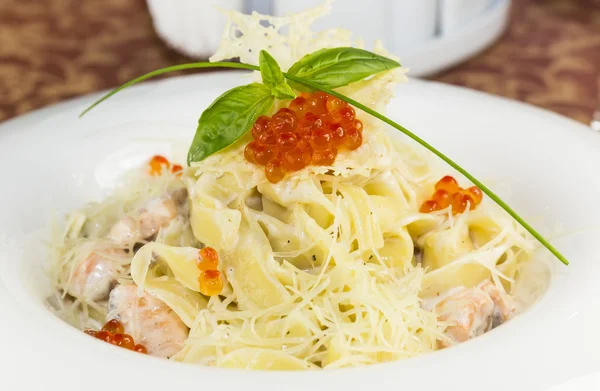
(0, 0, 598, 124)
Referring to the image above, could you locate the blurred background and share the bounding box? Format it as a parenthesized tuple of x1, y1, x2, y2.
(0, 0, 598, 125)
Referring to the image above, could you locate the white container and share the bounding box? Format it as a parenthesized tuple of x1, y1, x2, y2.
(145, 0, 507, 76)
(271, 0, 438, 53)
(440, 0, 495, 34)
(146, 0, 244, 58)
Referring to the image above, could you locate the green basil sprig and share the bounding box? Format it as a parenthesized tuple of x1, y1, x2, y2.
(286, 47, 401, 91)
(259, 50, 295, 100)
(79, 50, 570, 266)
(188, 83, 274, 163)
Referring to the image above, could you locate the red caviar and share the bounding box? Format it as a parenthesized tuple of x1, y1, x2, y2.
(199, 269, 223, 297)
(195, 246, 223, 296)
(111, 333, 135, 350)
(148, 155, 170, 175)
(147, 155, 183, 177)
(102, 319, 124, 334)
(84, 319, 147, 354)
(245, 91, 364, 183)
(171, 164, 183, 176)
(196, 247, 219, 272)
(420, 176, 483, 215)
(134, 344, 148, 354)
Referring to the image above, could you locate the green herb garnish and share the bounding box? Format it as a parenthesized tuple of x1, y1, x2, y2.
(259, 50, 296, 100)
(188, 83, 274, 163)
(286, 47, 400, 92)
(80, 47, 569, 266)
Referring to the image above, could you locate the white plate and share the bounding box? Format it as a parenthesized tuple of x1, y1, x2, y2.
(1, 72, 599, 391)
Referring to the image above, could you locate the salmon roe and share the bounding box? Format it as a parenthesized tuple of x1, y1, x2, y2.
(245, 92, 364, 183)
(196, 246, 223, 296)
(148, 155, 183, 177)
(196, 247, 219, 272)
(420, 175, 484, 215)
(83, 319, 147, 354)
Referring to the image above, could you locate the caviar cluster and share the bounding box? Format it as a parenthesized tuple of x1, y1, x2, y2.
(244, 92, 364, 183)
(196, 247, 223, 296)
(148, 155, 183, 176)
(84, 319, 147, 354)
(420, 175, 483, 215)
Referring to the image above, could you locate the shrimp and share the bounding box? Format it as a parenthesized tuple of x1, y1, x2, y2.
(433, 281, 517, 347)
(68, 250, 123, 301)
(478, 280, 516, 327)
(108, 188, 188, 245)
(434, 286, 495, 346)
(107, 284, 189, 358)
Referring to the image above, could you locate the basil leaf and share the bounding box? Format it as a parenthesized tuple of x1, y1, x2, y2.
(187, 83, 274, 164)
(259, 50, 285, 88)
(286, 47, 401, 91)
(259, 50, 296, 100)
(271, 83, 296, 100)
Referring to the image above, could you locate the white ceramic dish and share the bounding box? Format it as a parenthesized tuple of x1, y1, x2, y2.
(271, 0, 510, 77)
(146, 0, 509, 77)
(1, 72, 599, 391)
(406, 0, 510, 76)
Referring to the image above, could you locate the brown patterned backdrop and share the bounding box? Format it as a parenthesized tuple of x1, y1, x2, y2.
(0, 0, 599, 124)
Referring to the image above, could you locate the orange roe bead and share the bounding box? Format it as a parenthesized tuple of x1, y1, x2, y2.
(431, 189, 450, 209)
(95, 330, 113, 343)
(134, 344, 148, 354)
(339, 107, 356, 125)
(465, 186, 483, 205)
(254, 144, 279, 166)
(251, 116, 270, 139)
(276, 131, 299, 152)
(102, 319, 124, 335)
(289, 97, 306, 113)
(435, 176, 460, 194)
(270, 108, 297, 133)
(111, 333, 135, 350)
(310, 128, 333, 151)
(319, 112, 334, 128)
(84, 329, 96, 336)
(265, 158, 287, 183)
(305, 95, 327, 115)
(420, 200, 440, 213)
(298, 114, 322, 141)
(148, 155, 170, 176)
(171, 164, 183, 176)
(329, 124, 346, 147)
(283, 147, 312, 171)
(352, 119, 364, 132)
(298, 112, 318, 132)
(451, 192, 474, 214)
(257, 130, 276, 145)
(199, 270, 223, 296)
(244, 141, 259, 163)
(297, 140, 313, 160)
(314, 91, 329, 102)
(312, 148, 337, 166)
(344, 127, 362, 150)
(326, 96, 346, 115)
(197, 247, 219, 271)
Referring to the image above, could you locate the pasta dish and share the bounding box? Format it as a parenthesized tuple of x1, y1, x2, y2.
(48, 1, 549, 370)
